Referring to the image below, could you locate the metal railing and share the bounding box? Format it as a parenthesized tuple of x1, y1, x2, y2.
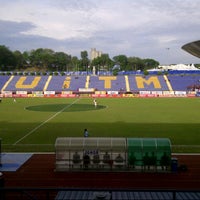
(0, 188, 200, 200)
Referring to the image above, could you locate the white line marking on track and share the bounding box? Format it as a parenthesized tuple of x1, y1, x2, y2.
(13, 98, 80, 145)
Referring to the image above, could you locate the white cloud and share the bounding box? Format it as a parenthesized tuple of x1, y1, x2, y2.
(0, 0, 200, 64)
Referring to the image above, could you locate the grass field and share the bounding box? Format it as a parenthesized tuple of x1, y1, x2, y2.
(1, 97, 200, 153)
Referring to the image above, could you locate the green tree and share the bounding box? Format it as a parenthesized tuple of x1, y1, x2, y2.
(53, 52, 71, 71)
(71, 56, 80, 72)
(80, 50, 89, 71)
(195, 64, 200, 69)
(0, 45, 16, 71)
(22, 51, 31, 69)
(127, 57, 145, 71)
(13, 50, 24, 69)
(29, 48, 54, 70)
(113, 55, 128, 70)
(127, 57, 138, 71)
(0, 46, 163, 72)
(91, 54, 113, 73)
(143, 58, 159, 70)
(127, 57, 159, 71)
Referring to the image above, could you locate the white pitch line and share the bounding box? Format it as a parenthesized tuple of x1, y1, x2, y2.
(14, 98, 80, 145)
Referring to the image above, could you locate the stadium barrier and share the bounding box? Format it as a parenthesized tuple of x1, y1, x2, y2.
(1, 188, 200, 200)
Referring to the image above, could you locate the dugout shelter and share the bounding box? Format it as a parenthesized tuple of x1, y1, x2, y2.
(127, 138, 171, 170)
(55, 137, 126, 171)
(55, 137, 171, 171)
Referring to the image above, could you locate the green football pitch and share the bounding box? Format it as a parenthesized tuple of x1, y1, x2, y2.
(1, 97, 200, 153)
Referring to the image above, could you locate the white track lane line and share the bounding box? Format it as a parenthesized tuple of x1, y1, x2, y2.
(14, 98, 80, 145)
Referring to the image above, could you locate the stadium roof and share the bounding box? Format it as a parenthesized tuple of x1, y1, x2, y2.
(182, 40, 200, 58)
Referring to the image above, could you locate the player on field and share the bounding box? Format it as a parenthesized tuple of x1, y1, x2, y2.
(93, 99, 97, 108)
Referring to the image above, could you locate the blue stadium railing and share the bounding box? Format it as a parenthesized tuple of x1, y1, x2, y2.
(0, 188, 200, 200)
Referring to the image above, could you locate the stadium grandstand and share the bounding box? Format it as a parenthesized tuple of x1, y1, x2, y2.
(1, 74, 200, 98)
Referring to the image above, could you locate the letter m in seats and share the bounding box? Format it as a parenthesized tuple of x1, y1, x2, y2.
(135, 76, 161, 89)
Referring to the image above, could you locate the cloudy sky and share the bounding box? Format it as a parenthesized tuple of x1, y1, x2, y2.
(0, 0, 200, 65)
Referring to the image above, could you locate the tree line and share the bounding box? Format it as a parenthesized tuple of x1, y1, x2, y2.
(0, 45, 160, 73)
